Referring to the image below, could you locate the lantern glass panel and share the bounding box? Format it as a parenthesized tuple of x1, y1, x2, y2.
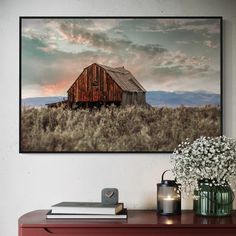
(157, 184, 181, 215)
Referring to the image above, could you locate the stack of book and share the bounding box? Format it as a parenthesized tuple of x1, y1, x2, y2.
(46, 202, 127, 219)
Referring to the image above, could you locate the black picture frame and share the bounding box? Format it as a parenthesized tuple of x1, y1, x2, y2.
(19, 16, 223, 153)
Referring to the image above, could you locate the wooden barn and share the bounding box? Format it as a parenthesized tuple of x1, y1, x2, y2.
(67, 63, 146, 108)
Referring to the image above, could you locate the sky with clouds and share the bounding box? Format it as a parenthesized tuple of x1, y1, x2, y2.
(21, 18, 221, 98)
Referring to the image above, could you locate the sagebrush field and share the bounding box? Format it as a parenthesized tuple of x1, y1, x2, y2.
(21, 105, 221, 152)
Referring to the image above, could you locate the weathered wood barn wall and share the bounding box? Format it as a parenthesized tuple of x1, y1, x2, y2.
(67, 63, 146, 108)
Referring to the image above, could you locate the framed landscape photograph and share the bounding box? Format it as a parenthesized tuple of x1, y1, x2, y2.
(20, 16, 222, 153)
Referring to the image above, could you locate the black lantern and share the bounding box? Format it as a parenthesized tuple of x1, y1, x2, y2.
(157, 170, 181, 215)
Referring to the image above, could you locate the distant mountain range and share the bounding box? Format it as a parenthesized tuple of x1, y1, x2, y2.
(22, 96, 66, 107)
(146, 90, 220, 107)
(21, 90, 220, 108)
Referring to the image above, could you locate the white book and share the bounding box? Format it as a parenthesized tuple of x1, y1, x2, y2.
(46, 209, 127, 219)
(51, 202, 124, 215)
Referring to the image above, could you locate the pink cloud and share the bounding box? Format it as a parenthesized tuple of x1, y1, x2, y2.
(42, 77, 74, 96)
(204, 40, 218, 49)
(37, 44, 57, 52)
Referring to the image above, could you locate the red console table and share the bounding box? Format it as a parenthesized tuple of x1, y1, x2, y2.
(19, 210, 236, 236)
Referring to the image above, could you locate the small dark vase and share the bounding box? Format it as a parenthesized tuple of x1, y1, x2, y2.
(193, 179, 234, 216)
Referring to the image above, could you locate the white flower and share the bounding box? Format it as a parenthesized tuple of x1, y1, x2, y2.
(170, 136, 236, 196)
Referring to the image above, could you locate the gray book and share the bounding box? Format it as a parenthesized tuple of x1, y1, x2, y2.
(51, 202, 123, 215)
(47, 208, 127, 219)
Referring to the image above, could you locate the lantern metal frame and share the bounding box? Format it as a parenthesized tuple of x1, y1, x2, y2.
(157, 170, 181, 215)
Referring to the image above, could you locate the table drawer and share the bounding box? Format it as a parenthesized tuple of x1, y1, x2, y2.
(20, 227, 236, 236)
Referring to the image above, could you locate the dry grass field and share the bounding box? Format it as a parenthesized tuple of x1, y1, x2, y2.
(20, 105, 221, 152)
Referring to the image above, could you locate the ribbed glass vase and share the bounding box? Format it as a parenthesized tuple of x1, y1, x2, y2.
(193, 179, 234, 216)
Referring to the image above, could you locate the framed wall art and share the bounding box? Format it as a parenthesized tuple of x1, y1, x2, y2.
(20, 16, 223, 153)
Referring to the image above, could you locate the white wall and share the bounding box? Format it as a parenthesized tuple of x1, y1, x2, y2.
(0, 0, 236, 235)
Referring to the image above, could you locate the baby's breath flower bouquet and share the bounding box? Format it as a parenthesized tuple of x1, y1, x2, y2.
(171, 136, 236, 195)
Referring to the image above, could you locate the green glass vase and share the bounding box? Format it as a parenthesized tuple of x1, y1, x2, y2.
(193, 179, 234, 216)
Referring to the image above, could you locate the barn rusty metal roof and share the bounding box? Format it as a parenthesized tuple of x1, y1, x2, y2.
(97, 63, 146, 92)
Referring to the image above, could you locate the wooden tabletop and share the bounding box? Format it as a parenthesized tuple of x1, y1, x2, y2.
(19, 210, 236, 228)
